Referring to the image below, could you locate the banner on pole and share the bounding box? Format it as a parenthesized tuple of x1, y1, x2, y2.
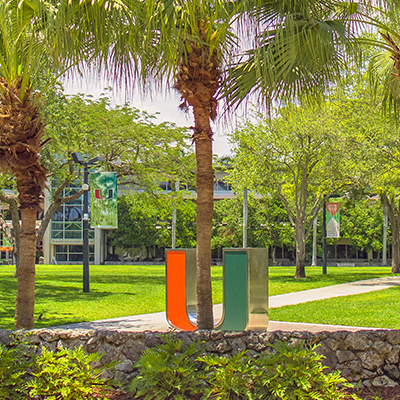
(3, 235, 11, 247)
(326, 202, 340, 238)
(90, 172, 118, 229)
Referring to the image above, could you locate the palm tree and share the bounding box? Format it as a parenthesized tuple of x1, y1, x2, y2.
(225, 0, 360, 110)
(0, 0, 128, 329)
(0, 0, 58, 329)
(138, 0, 253, 329)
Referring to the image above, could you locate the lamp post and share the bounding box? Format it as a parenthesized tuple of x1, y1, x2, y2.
(322, 196, 327, 275)
(72, 152, 105, 293)
(243, 189, 248, 248)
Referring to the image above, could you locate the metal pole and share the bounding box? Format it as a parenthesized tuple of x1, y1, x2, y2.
(322, 196, 327, 275)
(171, 205, 177, 249)
(243, 189, 248, 248)
(83, 164, 89, 292)
(383, 204, 388, 266)
(171, 181, 179, 249)
(312, 212, 318, 266)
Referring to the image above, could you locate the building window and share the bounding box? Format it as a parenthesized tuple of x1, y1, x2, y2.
(50, 186, 94, 240)
(214, 179, 231, 191)
(54, 245, 94, 262)
(159, 182, 172, 191)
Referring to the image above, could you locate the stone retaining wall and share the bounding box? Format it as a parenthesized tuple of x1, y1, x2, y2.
(1, 328, 400, 388)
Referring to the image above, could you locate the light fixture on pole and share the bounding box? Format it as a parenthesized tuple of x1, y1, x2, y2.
(71, 152, 105, 292)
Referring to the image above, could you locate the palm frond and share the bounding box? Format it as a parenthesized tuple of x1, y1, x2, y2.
(223, 0, 361, 111)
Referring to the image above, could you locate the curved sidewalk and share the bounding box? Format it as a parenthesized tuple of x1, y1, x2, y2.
(54, 276, 400, 333)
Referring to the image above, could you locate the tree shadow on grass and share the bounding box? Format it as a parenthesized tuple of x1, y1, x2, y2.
(34, 283, 133, 302)
(35, 274, 166, 285)
(0, 305, 17, 330)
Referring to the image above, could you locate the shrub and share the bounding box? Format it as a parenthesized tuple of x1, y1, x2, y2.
(129, 334, 363, 400)
(0, 343, 33, 400)
(251, 340, 358, 400)
(198, 350, 254, 400)
(128, 334, 204, 400)
(26, 346, 114, 400)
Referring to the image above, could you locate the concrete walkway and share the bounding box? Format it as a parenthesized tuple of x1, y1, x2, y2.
(53, 276, 400, 333)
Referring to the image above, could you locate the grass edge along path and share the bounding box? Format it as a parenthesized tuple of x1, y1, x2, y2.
(0, 264, 395, 330)
(270, 285, 400, 329)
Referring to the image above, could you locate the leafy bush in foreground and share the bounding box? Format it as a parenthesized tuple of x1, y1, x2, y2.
(251, 340, 354, 399)
(199, 350, 253, 400)
(129, 334, 361, 400)
(0, 341, 116, 400)
(26, 346, 114, 400)
(128, 335, 204, 399)
(0, 343, 32, 399)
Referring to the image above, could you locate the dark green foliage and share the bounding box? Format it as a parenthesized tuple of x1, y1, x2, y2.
(128, 335, 204, 399)
(0, 343, 33, 399)
(129, 334, 360, 400)
(199, 351, 254, 400)
(251, 341, 355, 400)
(26, 346, 115, 400)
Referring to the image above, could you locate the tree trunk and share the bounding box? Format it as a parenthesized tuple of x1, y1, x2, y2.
(295, 225, 307, 278)
(272, 246, 276, 265)
(381, 194, 400, 274)
(195, 134, 214, 329)
(0, 194, 20, 276)
(174, 35, 220, 330)
(15, 208, 37, 329)
(0, 78, 48, 328)
(392, 215, 400, 274)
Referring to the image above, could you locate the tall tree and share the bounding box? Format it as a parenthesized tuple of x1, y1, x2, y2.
(134, 0, 252, 329)
(40, 88, 194, 189)
(330, 69, 400, 273)
(0, 1, 64, 328)
(0, 0, 128, 329)
(230, 103, 356, 278)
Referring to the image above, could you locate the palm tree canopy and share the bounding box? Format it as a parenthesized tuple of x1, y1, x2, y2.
(366, 1, 400, 120)
(224, 0, 362, 110)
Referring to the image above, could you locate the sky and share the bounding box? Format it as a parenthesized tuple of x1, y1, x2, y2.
(63, 78, 234, 157)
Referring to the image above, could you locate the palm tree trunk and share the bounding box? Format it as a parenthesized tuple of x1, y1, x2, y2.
(193, 115, 214, 330)
(0, 79, 48, 328)
(15, 208, 37, 329)
(174, 37, 220, 330)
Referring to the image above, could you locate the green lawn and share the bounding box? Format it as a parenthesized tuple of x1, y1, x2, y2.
(0, 264, 395, 330)
(268, 265, 393, 296)
(270, 286, 400, 329)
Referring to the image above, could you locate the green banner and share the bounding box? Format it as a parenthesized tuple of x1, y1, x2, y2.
(326, 202, 340, 238)
(90, 172, 118, 229)
(2, 235, 11, 247)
